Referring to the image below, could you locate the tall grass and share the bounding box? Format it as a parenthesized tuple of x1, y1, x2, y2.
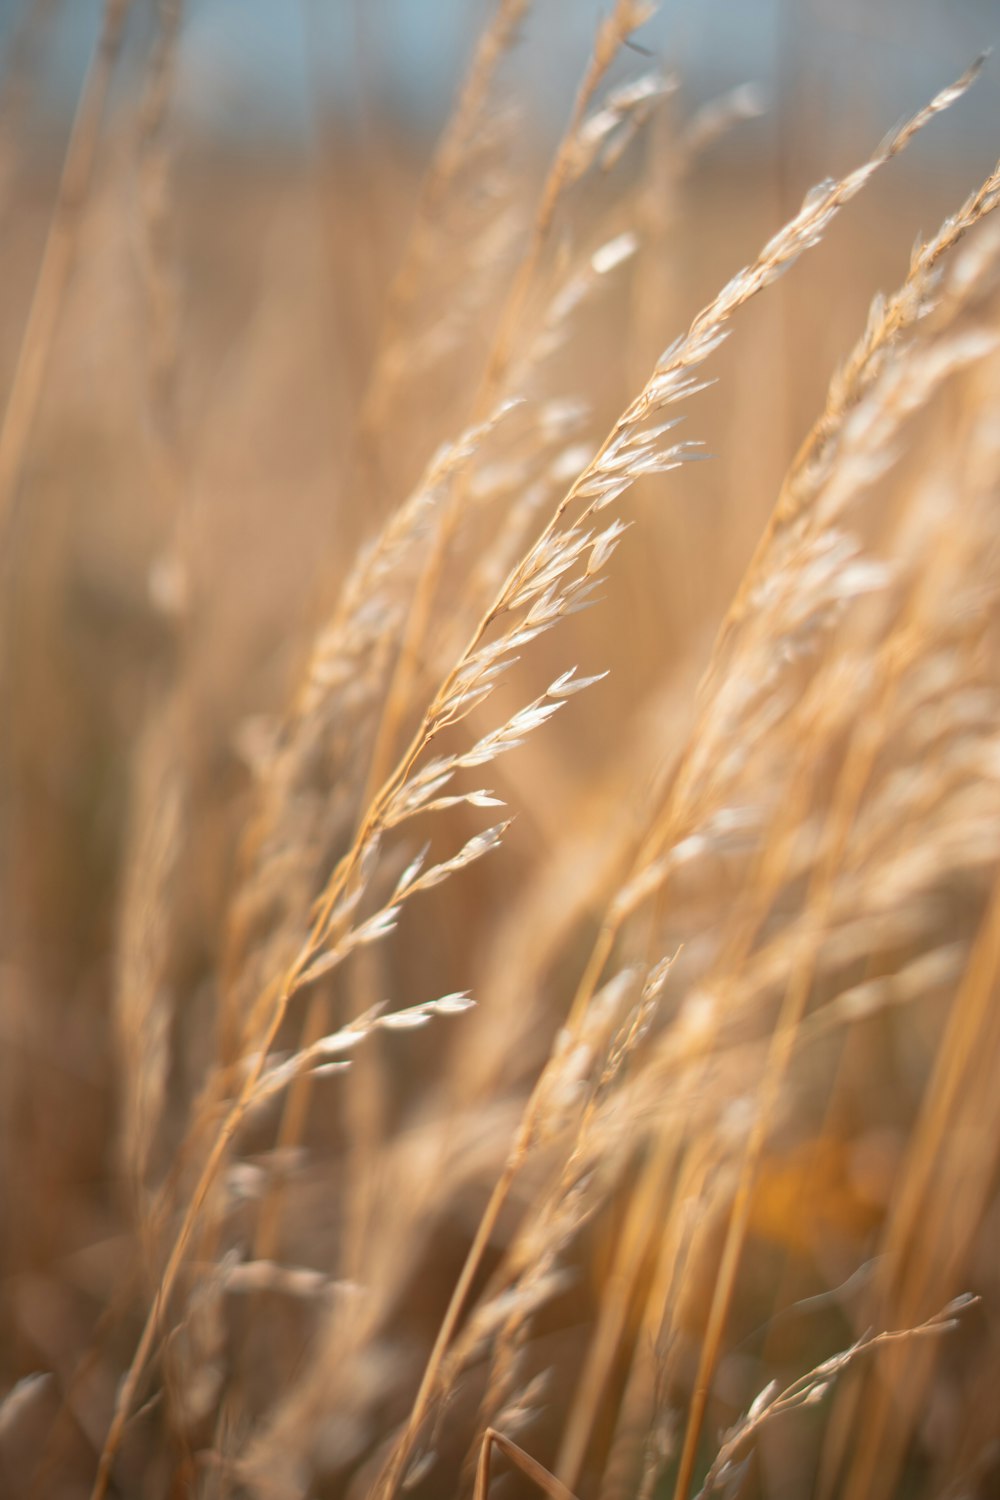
(2, 4, 1000, 1499)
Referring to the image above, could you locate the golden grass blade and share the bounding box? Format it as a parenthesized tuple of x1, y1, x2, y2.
(672, 224, 1000, 1500)
(0, 0, 132, 548)
(357, 0, 532, 472)
(242, 0, 663, 1274)
(370, 76, 984, 1500)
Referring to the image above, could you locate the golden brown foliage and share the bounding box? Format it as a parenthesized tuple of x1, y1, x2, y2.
(2, 6, 1000, 1500)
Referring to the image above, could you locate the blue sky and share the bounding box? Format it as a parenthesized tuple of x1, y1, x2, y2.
(5, 0, 999, 154)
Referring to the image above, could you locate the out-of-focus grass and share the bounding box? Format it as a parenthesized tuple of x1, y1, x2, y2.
(2, 6, 1000, 1500)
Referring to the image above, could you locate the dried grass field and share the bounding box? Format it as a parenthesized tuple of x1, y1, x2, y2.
(2, 2, 1000, 1498)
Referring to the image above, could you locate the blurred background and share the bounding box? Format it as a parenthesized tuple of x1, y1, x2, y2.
(7, 0, 1000, 143)
(5, 0, 999, 727)
(3, 3, 1000, 1497)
